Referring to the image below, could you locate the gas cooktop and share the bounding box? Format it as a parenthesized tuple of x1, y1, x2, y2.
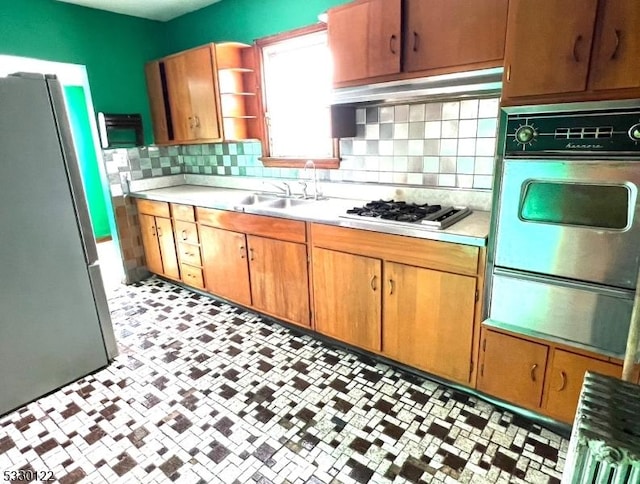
(340, 200, 472, 230)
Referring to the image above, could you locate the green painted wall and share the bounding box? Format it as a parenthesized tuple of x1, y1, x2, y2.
(64, 85, 111, 239)
(0, 0, 165, 144)
(164, 0, 350, 54)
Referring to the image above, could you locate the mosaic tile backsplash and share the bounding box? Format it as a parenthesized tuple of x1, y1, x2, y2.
(102, 97, 499, 193)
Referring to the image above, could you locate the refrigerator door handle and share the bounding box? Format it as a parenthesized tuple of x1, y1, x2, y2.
(46, 76, 99, 266)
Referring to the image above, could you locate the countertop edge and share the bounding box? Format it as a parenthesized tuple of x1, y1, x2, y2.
(129, 186, 490, 248)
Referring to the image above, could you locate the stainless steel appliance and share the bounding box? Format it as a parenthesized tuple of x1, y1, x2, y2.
(485, 103, 640, 357)
(341, 200, 472, 230)
(0, 73, 118, 416)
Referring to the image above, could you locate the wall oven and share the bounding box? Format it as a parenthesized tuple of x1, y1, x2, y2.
(486, 103, 640, 357)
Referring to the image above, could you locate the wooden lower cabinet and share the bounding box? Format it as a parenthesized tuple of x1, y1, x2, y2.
(247, 235, 310, 327)
(382, 262, 476, 384)
(139, 213, 180, 279)
(199, 225, 251, 306)
(313, 247, 382, 351)
(543, 349, 621, 423)
(478, 330, 548, 409)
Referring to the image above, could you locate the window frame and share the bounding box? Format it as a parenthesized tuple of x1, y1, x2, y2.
(255, 23, 340, 169)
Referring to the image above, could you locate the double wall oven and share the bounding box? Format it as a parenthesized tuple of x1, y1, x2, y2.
(486, 103, 640, 357)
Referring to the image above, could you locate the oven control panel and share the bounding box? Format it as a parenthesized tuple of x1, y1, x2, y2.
(505, 108, 640, 155)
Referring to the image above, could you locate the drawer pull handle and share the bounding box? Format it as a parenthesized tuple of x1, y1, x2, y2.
(249, 248, 255, 261)
(370, 275, 377, 291)
(389, 34, 397, 54)
(558, 370, 567, 391)
(611, 29, 621, 60)
(573, 35, 583, 62)
(530, 363, 538, 382)
(239, 245, 245, 259)
(412, 31, 419, 52)
(181, 230, 187, 240)
(157, 227, 162, 237)
(151, 227, 156, 236)
(388, 278, 395, 295)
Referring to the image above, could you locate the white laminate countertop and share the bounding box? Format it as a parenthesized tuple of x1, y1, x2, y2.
(130, 184, 491, 247)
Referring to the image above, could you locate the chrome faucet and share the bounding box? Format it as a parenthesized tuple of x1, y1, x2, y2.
(304, 160, 322, 200)
(264, 180, 292, 197)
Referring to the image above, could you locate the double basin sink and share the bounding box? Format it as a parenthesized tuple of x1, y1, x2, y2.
(231, 193, 322, 213)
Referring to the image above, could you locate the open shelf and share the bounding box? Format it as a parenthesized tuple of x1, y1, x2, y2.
(215, 42, 263, 142)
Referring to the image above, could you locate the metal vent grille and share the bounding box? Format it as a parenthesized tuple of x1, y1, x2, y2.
(555, 127, 614, 139)
(562, 372, 640, 483)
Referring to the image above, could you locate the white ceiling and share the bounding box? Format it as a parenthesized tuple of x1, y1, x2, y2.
(56, 0, 222, 22)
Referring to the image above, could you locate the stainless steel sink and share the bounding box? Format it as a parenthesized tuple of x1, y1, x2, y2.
(234, 194, 279, 206)
(258, 198, 314, 209)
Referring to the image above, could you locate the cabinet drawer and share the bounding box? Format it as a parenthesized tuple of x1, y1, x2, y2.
(174, 220, 199, 245)
(136, 199, 170, 218)
(171, 203, 195, 222)
(178, 243, 202, 267)
(181, 264, 204, 289)
(197, 207, 306, 243)
(311, 223, 479, 275)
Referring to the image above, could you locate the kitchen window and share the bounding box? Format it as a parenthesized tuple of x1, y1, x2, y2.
(257, 24, 340, 168)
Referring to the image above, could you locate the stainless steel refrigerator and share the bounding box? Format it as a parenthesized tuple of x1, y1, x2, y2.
(0, 73, 118, 416)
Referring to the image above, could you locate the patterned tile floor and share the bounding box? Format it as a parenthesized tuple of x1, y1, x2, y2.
(0, 278, 568, 484)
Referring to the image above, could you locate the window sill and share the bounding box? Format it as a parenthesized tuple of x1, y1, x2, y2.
(259, 157, 340, 169)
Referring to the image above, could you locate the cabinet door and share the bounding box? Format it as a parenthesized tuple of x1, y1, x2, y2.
(164, 46, 222, 142)
(155, 217, 180, 280)
(328, 1, 369, 83)
(478, 331, 548, 409)
(144, 61, 170, 144)
(139, 213, 163, 275)
(404, 0, 508, 73)
(367, 0, 401, 78)
(382, 262, 476, 384)
(544, 350, 621, 423)
(247, 236, 310, 327)
(200, 225, 251, 306)
(313, 248, 382, 351)
(588, 0, 640, 92)
(502, 0, 598, 99)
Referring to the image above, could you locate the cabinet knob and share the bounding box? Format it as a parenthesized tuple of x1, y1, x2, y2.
(530, 363, 538, 382)
(558, 370, 567, 391)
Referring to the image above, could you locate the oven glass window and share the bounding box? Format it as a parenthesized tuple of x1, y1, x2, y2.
(520, 182, 629, 229)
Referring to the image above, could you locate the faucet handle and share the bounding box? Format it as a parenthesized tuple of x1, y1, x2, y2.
(298, 180, 308, 199)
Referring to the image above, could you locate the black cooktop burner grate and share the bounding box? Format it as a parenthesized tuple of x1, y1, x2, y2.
(346, 199, 443, 222)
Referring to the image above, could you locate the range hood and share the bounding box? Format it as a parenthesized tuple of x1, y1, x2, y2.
(331, 67, 503, 105)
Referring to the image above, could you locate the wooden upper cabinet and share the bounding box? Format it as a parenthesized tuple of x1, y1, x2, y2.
(588, 0, 640, 92)
(164, 45, 222, 143)
(503, 0, 598, 99)
(366, 0, 402, 78)
(543, 350, 622, 423)
(382, 262, 477, 384)
(313, 248, 382, 351)
(328, 1, 369, 83)
(328, 0, 401, 84)
(247, 236, 310, 327)
(144, 61, 169, 145)
(200, 225, 251, 306)
(404, 0, 508, 73)
(478, 330, 548, 410)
